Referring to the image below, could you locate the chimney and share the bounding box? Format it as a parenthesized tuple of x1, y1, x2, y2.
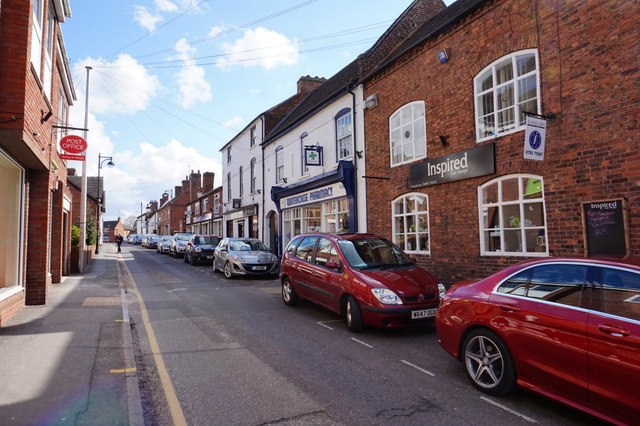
(190, 170, 202, 201)
(150, 201, 158, 212)
(182, 179, 189, 193)
(160, 193, 169, 206)
(297, 75, 326, 94)
(203, 172, 215, 192)
(67, 168, 77, 176)
(175, 185, 183, 197)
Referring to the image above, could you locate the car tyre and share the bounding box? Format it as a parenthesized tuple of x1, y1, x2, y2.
(184, 253, 189, 263)
(190, 254, 197, 266)
(281, 278, 299, 306)
(346, 296, 364, 332)
(223, 262, 234, 279)
(462, 329, 516, 396)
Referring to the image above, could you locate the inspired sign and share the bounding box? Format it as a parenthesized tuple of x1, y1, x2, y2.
(409, 143, 495, 188)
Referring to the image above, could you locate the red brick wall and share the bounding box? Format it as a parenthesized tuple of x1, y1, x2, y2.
(363, 0, 639, 284)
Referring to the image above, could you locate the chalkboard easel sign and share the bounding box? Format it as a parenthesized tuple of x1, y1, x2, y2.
(582, 199, 629, 256)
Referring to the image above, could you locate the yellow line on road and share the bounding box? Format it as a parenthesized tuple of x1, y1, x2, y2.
(110, 367, 137, 374)
(120, 259, 187, 426)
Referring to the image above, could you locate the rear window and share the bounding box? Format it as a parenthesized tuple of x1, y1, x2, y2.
(196, 236, 219, 245)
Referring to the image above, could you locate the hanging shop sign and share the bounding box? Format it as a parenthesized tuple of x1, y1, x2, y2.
(304, 145, 323, 166)
(409, 143, 494, 188)
(59, 135, 88, 161)
(523, 116, 547, 161)
(279, 182, 346, 210)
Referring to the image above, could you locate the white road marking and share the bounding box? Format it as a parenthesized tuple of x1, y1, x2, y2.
(400, 359, 435, 377)
(316, 320, 343, 330)
(480, 396, 537, 423)
(351, 337, 373, 348)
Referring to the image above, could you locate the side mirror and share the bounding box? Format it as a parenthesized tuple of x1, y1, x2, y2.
(410, 256, 418, 264)
(326, 260, 340, 270)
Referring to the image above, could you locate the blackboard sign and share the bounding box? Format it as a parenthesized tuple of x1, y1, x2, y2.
(582, 199, 628, 256)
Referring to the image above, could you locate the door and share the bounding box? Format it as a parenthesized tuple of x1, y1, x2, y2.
(489, 264, 590, 403)
(289, 236, 317, 300)
(306, 237, 343, 311)
(587, 267, 640, 422)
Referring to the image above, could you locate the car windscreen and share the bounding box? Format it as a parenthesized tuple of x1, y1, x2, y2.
(229, 240, 268, 251)
(176, 234, 191, 241)
(337, 238, 413, 269)
(196, 236, 219, 245)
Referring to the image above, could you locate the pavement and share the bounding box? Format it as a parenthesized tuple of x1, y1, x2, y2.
(0, 244, 144, 425)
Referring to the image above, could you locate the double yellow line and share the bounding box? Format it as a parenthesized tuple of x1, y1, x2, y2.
(120, 259, 188, 426)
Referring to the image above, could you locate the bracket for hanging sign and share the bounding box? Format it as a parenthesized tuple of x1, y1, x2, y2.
(522, 110, 556, 121)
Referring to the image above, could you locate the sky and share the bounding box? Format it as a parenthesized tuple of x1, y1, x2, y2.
(61, 0, 453, 223)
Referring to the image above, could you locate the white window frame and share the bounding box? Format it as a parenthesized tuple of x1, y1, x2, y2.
(239, 166, 243, 197)
(300, 133, 309, 176)
(478, 174, 548, 257)
(250, 126, 256, 147)
(335, 108, 353, 161)
(392, 193, 430, 254)
(227, 147, 232, 164)
(389, 101, 426, 167)
(30, 0, 44, 73)
(226, 172, 232, 201)
(474, 49, 541, 142)
(203, 198, 209, 212)
(275, 146, 284, 184)
(250, 158, 257, 193)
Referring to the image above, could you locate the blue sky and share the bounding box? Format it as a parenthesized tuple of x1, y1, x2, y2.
(62, 0, 452, 222)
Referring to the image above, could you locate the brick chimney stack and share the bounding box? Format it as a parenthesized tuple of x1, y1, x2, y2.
(297, 75, 326, 94)
(160, 193, 169, 206)
(203, 172, 215, 192)
(175, 185, 183, 197)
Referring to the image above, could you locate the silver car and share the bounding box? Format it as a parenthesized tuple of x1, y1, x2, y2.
(169, 233, 192, 257)
(157, 235, 173, 254)
(213, 238, 279, 278)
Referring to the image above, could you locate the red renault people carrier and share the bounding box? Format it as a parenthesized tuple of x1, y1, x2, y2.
(280, 233, 444, 332)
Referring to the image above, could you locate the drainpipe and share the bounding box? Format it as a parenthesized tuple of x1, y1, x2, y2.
(260, 115, 265, 243)
(348, 84, 360, 233)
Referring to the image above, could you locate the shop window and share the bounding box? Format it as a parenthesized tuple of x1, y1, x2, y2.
(0, 151, 24, 289)
(336, 108, 352, 160)
(479, 175, 547, 256)
(323, 199, 349, 233)
(283, 208, 302, 249)
(389, 101, 426, 167)
(304, 206, 321, 233)
(474, 50, 540, 141)
(392, 193, 430, 254)
(276, 146, 284, 183)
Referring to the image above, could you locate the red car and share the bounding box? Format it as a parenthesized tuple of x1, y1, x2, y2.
(435, 257, 640, 425)
(280, 233, 444, 332)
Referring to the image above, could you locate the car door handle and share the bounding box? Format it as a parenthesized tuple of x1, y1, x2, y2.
(597, 324, 630, 337)
(499, 304, 519, 313)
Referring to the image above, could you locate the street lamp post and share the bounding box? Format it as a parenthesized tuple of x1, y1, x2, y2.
(95, 153, 115, 254)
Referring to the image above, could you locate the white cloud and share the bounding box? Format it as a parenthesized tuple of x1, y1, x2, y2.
(72, 55, 161, 115)
(132, 6, 163, 32)
(173, 38, 212, 108)
(218, 27, 300, 70)
(154, 0, 178, 12)
(223, 116, 244, 129)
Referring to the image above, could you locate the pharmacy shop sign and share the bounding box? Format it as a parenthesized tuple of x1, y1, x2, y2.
(523, 116, 547, 161)
(410, 143, 495, 188)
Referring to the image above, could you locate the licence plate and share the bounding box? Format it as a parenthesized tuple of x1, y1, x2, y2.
(207, 255, 213, 259)
(411, 308, 437, 319)
(251, 265, 267, 271)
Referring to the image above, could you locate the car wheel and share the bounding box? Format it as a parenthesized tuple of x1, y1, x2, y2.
(190, 254, 197, 266)
(223, 262, 234, 279)
(346, 296, 364, 332)
(462, 329, 516, 396)
(184, 253, 189, 263)
(281, 278, 299, 306)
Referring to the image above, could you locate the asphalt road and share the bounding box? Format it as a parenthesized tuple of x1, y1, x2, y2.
(122, 244, 604, 426)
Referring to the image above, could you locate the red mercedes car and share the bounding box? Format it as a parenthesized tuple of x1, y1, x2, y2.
(435, 257, 640, 425)
(280, 233, 444, 332)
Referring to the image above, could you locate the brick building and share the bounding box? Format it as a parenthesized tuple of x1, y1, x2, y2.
(185, 172, 223, 237)
(156, 171, 205, 235)
(362, 0, 639, 284)
(0, 0, 75, 324)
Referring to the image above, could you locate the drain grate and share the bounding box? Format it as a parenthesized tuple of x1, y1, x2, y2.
(81, 296, 121, 306)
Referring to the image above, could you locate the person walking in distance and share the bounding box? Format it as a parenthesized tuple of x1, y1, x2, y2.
(116, 234, 123, 253)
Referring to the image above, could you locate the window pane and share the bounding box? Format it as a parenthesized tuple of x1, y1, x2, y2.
(482, 182, 499, 205)
(496, 58, 514, 85)
(483, 206, 500, 228)
(395, 233, 405, 250)
(600, 268, 640, 321)
(498, 107, 516, 132)
(518, 74, 537, 103)
(525, 229, 546, 253)
(403, 140, 413, 162)
(417, 213, 428, 232)
(517, 53, 536, 76)
(390, 113, 400, 129)
(523, 178, 543, 199)
(503, 229, 522, 252)
(483, 230, 501, 252)
(406, 215, 416, 233)
(414, 121, 425, 157)
(295, 236, 317, 261)
(401, 105, 412, 123)
(498, 270, 530, 295)
(497, 83, 515, 110)
(478, 92, 494, 116)
(503, 204, 521, 229)
(524, 202, 545, 227)
(502, 178, 519, 202)
(394, 216, 405, 234)
(477, 69, 493, 92)
(416, 195, 427, 212)
(393, 198, 404, 214)
(405, 196, 416, 213)
(413, 102, 425, 119)
(527, 265, 587, 307)
(478, 115, 495, 138)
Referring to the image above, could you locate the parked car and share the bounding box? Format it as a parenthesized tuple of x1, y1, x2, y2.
(169, 233, 192, 257)
(280, 233, 444, 332)
(184, 235, 221, 265)
(134, 234, 143, 245)
(435, 257, 640, 425)
(127, 234, 137, 244)
(144, 234, 161, 249)
(213, 238, 279, 278)
(157, 235, 173, 254)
